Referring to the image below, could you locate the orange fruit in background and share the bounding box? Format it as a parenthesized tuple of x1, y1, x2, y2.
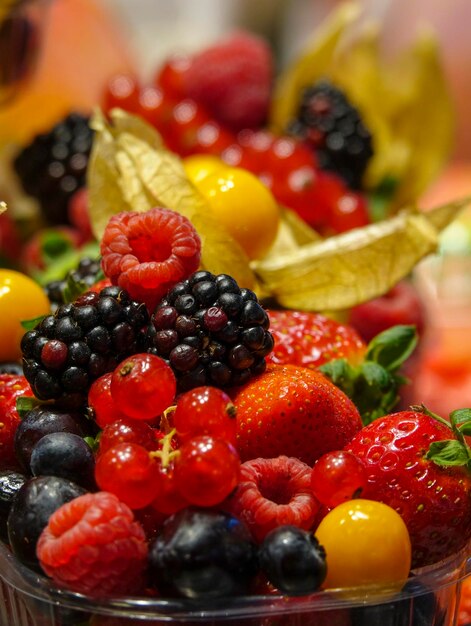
(0, 0, 136, 146)
(0, 269, 50, 362)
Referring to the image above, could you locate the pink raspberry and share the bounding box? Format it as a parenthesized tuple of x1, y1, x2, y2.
(225, 456, 320, 543)
(36, 492, 148, 597)
(185, 31, 273, 131)
(100, 207, 201, 312)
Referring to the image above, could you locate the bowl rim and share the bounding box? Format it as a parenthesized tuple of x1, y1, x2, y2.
(0, 539, 469, 620)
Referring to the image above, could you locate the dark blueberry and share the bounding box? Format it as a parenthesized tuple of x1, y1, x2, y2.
(7, 476, 87, 570)
(67, 341, 91, 366)
(169, 344, 199, 372)
(33, 369, 62, 399)
(228, 344, 255, 370)
(97, 296, 124, 326)
(0, 470, 27, 542)
(20, 329, 40, 357)
(203, 306, 228, 332)
(217, 292, 243, 317)
(86, 325, 111, 353)
(216, 274, 240, 294)
(39, 315, 57, 338)
(167, 281, 190, 304)
(30, 432, 95, 489)
(14, 406, 91, 472)
(61, 366, 88, 392)
(174, 294, 198, 315)
(214, 320, 239, 344)
(0, 361, 23, 375)
(55, 316, 82, 343)
(148, 508, 258, 598)
(175, 315, 197, 337)
(208, 362, 232, 386)
(153, 306, 178, 330)
(259, 526, 326, 596)
(240, 301, 268, 327)
(189, 270, 214, 286)
(111, 322, 135, 352)
(192, 280, 218, 305)
(153, 330, 180, 355)
(241, 326, 266, 350)
(73, 304, 100, 330)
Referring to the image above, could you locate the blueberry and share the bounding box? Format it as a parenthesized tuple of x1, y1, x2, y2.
(149, 508, 258, 599)
(0, 470, 27, 542)
(259, 526, 327, 596)
(7, 476, 86, 570)
(30, 432, 95, 490)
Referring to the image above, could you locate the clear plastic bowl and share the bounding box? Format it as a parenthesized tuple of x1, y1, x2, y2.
(0, 539, 469, 626)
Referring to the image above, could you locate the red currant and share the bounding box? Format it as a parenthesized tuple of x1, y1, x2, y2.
(98, 418, 157, 456)
(316, 173, 370, 234)
(111, 354, 176, 421)
(310, 450, 367, 509)
(173, 386, 237, 444)
(174, 435, 240, 507)
(95, 442, 161, 509)
(102, 74, 141, 113)
(154, 53, 193, 98)
(88, 373, 128, 428)
(151, 463, 189, 515)
(41, 340, 68, 370)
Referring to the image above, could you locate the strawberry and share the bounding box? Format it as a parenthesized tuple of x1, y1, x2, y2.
(346, 406, 471, 567)
(267, 309, 366, 370)
(233, 364, 362, 466)
(0, 374, 33, 470)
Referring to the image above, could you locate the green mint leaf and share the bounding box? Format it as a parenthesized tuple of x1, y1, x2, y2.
(426, 439, 470, 467)
(21, 314, 47, 331)
(365, 325, 418, 372)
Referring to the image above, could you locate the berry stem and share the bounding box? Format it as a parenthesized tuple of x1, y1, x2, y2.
(150, 428, 180, 469)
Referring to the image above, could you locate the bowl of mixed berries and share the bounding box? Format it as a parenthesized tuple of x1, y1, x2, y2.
(1, 6, 470, 626)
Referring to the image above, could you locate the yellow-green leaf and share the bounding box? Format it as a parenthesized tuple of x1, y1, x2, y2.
(252, 202, 463, 311)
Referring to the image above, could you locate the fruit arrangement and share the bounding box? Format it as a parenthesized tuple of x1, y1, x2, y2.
(0, 4, 470, 625)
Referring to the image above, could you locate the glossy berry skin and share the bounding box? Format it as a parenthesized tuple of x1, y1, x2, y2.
(148, 507, 258, 598)
(88, 372, 128, 428)
(173, 386, 237, 444)
(98, 418, 157, 456)
(226, 456, 319, 543)
(315, 499, 411, 590)
(102, 74, 141, 114)
(0, 470, 26, 542)
(311, 450, 367, 509)
(37, 491, 148, 597)
(30, 432, 95, 490)
(259, 526, 327, 596)
(95, 443, 160, 510)
(234, 364, 362, 466)
(175, 436, 240, 507)
(0, 374, 32, 470)
(267, 309, 366, 370)
(346, 411, 471, 567)
(7, 476, 86, 570)
(151, 463, 189, 516)
(111, 354, 176, 421)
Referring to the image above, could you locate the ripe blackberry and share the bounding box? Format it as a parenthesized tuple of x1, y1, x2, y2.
(13, 113, 93, 225)
(288, 80, 373, 189)
(147, 271, 274, 392)
(45, 257, 102, 305)
(21, 286, 150, 408)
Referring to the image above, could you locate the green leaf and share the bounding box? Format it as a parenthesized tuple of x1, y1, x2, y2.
(16, 396, 43, 418)
(83, 435, 100, 453)
(365, 325, 418, 371)
(41, 231, 74, 263)
(426, 439, 470, 467)
(450, 408, 471, 429)
(360, 361, 391, 389)
(21, 315, 47, 331)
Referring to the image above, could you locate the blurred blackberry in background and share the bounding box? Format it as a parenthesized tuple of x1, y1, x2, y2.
(45, 257, 102, 305)
(13, 113, 93, 225)
(21, 286, 149, 408)
(147, 271, 274, 392)
(288, 80, 373, 189)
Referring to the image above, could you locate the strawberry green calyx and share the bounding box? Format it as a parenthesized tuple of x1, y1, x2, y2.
(319, 325, 418, 425)
(414, 405, 471, 470)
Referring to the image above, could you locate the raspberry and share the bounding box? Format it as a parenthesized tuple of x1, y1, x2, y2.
(288, 80, 373, 189)
(146, 271, 273, 392)
(184, 31, 273, 132)
(37, 491, 148, 596)
(13, 113, 93, 225)
(225, 456, 320, 543)
(0, 375, 32, 470)
(100, 207, 201, 312)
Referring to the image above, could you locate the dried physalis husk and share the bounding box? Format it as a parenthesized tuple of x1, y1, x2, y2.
(251, 199, 470, 311)
(87, 109, 256, 289)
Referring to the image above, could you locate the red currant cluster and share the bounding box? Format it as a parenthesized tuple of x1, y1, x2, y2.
(88, 354, 241, 514)
(101, 56, 370, 235)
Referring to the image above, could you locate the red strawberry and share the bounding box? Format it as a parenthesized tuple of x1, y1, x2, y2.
(346, 407, 471, 567)
(184, 31, 273, 131)
(267, 309, 366, 370)
(233, 364, 362, 465)
(225, 456, 320, 543)
(0, 374, 33, 470)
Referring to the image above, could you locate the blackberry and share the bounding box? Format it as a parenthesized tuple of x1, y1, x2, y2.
(13, 113, 93, 225)
(288, 80, 373, 189)
(21, 286, 150, 408)
(45, 257, 102, 305)
(147, 271, 274, 392)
